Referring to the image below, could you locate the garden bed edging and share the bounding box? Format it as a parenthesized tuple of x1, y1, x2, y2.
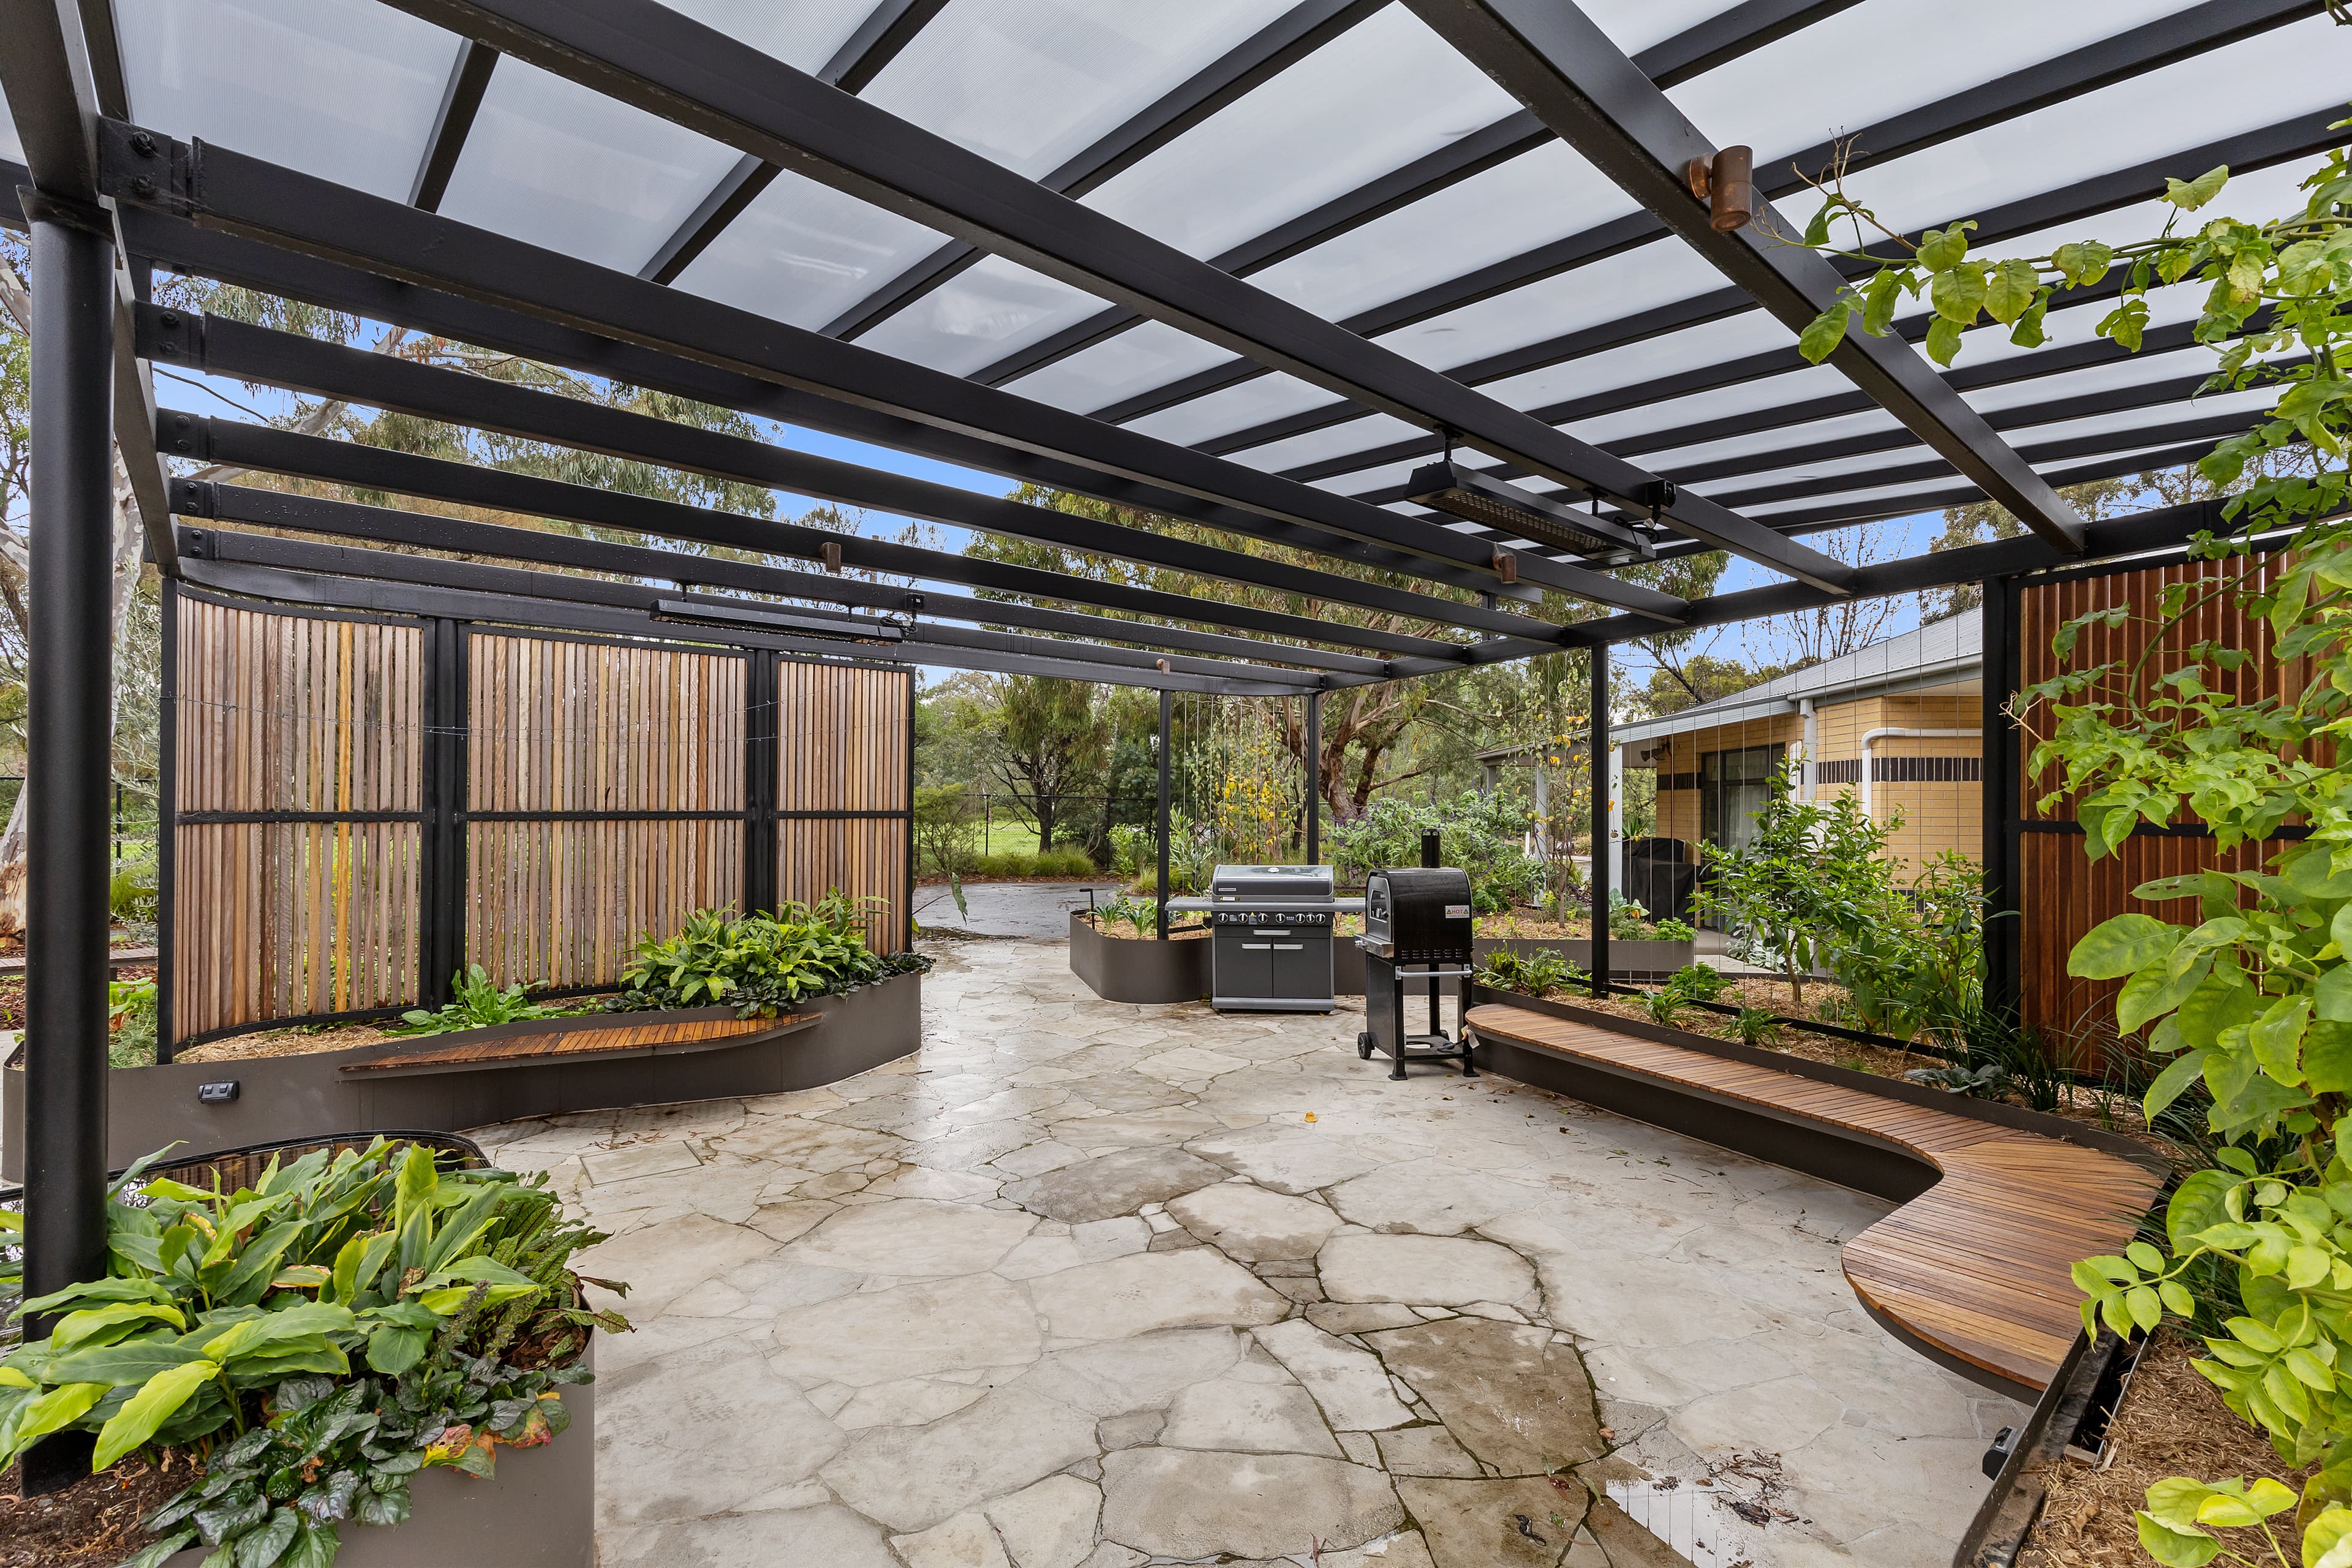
(1, 973, 922, 1180)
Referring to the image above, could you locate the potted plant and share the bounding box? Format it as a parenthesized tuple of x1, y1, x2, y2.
(0, 1136, 622, 1566)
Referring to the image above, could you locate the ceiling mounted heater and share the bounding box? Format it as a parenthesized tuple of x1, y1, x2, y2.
(1405, 459, 1651, 562)
(653, 597, 906, 642)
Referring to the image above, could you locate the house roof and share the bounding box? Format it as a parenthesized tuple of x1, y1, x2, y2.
(1612, 609, 1981, 751)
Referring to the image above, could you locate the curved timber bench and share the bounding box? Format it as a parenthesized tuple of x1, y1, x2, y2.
(1463, 999, 2168, 1400)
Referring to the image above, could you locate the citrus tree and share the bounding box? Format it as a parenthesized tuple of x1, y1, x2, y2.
(1795, 122, 2352, 1565)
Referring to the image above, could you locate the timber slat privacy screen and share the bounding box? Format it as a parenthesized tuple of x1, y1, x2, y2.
(164, 589, 911, 1051)
(2013, 549, 2313, 1064)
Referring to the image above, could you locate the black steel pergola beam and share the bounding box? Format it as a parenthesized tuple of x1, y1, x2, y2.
(98, 137, 1673, 608)
(154, 411, 1484, 662)
(181, 552, 1319, 695)
(1409, 2, 2093, 552)
(179, 526, 1333, 692)
(1150, 10, 2326, 473)
(409, 40, 498, 213)
(139, 307, 1618, 636)
(825, 0, 1383, 341)
(180, 480, 1393, 677)
(358, 0, 1856, 594)
(0, 165, 1542, 606)
(638, 0, 952, 284)
(968, 0, 1866, 389)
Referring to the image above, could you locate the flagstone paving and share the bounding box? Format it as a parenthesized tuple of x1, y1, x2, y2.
(470, 938, 2021, 1568)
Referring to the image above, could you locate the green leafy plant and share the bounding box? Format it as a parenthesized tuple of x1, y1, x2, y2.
(394, 966, 582, 1038)
(1640, 987, 1686, 1027)
(109, 857, 158, 924)
(614, 895, 930, 1019)
(1695, 766, 1894, 1008)
(1791, 126, 2352, 1562)
(1651, 917, 1697, 942)
(1607, 894, 1653, 941)
(1096, 894, 1156, 937)
(1665, 963, 1729, 1003)
(1732, 1006, 1780, 1049)
(1905, 1061, 2013, 1099)
(109, 977, 157, 1070)
(911, 783, 983, 880)
(1474, 947, 1584, 998)
(0, 1140, 623, 1566)
(1326, 792, 1543, 914)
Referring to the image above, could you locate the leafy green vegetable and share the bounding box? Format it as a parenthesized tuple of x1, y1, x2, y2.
(612, 893, 930, 1018)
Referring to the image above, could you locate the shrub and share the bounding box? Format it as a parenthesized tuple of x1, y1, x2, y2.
(1607, 894, 1652, 941)
(109, 857, 158, 923)
(0, 1140, 624, 1567)
(1664, 963, 1727, 1003)
(612, 895, 930, 1018)
(1038, 849, 1097, 876)
(1108, 823, 1155, 878)
(1326, 793, 1542, 911)
(108, 977, 157, 1069)
(1651, 917, 1697, 942)
(1476, 947, 1584, 997)
(394, 965, 585, 1038)
(912, 785, 982, 878)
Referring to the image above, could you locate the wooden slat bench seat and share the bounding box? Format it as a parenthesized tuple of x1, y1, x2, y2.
(1464, 1002, 2166, 1398)
(341, 1012, 821, 1079)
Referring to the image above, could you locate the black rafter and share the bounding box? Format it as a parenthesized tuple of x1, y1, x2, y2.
(1083, 1, 2317, 448)
(179, 481, 1392, 677)
(138, 304, 1642, 634)
(95, 131, 1679, 611)
(966, 0, 1868, 388)
(638, 0, 951, 285)
(409, 40, 497, 212)
(154, 410, 1506, 664)
(359, 0, 1857, 592)
(825, 0, 1383, 341)
(0, 170, 1537, 603)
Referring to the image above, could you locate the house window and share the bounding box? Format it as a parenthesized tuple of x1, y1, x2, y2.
(1700, 743, 1784, 855)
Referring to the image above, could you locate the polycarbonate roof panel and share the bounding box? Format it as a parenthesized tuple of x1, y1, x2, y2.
(1081, 7, 1522, 264)
(1823, 42, 2343, 240)
(1125, 369, 1359, 450)
(856, 256, 1102, 375)
(435, 59, 747, 272)
(673, 169, 949, 330)
(861, 0, 1286, 179)
(115, 0, 456, 200)
(1667, 0, 2209, 168)
(649, 0, 875, 70)
(1004, 320, 1239, 415)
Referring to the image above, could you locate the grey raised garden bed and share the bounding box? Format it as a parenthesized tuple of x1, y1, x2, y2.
(1069, 911, 1372, 1002)
(2, 973, 922, 1180)
(160, 1339, 598, 1568)
(1472, 934, 1695, 982)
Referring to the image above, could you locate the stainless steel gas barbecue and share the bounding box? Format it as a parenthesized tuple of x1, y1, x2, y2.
(1166, 864, 1360, 1012)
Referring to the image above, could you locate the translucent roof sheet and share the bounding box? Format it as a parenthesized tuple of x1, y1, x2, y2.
(436, 59, 747, 273)
(115, 0, 456, 201)
(649, 0, 875, 72)
(674, 168, 949, 330)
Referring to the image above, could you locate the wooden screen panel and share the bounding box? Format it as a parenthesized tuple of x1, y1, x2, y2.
(775, 661, 908, 812)
(172, 822, 421, 1041)
(2019, 552, 2315, 821)
(467, 819, 742, 990)
(175, 597, 423, 813)
(467, 634, 743, 812)
(171, 598, 425, 1039)
(778, 818, 908, 956)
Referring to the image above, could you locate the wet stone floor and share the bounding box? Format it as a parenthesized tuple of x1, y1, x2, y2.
(471, 940, 2018, 1568)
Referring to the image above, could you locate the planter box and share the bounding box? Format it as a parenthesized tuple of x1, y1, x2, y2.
(1472, 935, 1695, 981)
(3, 973, 922, 1180)
(161, 1340, 597, 1568)
(1068, 911, 1208, 1004)
(1069, 913, 1372, 1001)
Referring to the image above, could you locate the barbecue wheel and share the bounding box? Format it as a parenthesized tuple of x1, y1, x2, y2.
(1357, 1031, 1373, 1060)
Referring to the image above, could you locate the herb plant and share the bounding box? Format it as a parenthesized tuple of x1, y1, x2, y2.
(0, 1139, 624, 1566)
(1096, 894, 1156, 937)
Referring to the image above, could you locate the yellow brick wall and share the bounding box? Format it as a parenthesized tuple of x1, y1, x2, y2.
(1644, 692, 1978, 875)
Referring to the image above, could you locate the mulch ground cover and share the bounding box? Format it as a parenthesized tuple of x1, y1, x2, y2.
(0, 1454, 191, 1568)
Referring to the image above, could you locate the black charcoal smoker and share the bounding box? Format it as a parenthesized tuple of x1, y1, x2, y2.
(1355, 832, 1477, 1079)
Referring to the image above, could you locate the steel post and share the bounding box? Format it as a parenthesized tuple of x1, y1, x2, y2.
(1305, 690, 1321, 867)
(1589, 646, 1610, 997)
(21, 195, 116, 1493)
(1156, 688, 1172, 939)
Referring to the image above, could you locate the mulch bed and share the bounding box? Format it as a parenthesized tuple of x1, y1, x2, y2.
(0, 1454, 192, 1568)
(2022, 1330, 2306, 1567)
(1074, 914, 1207, 941)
